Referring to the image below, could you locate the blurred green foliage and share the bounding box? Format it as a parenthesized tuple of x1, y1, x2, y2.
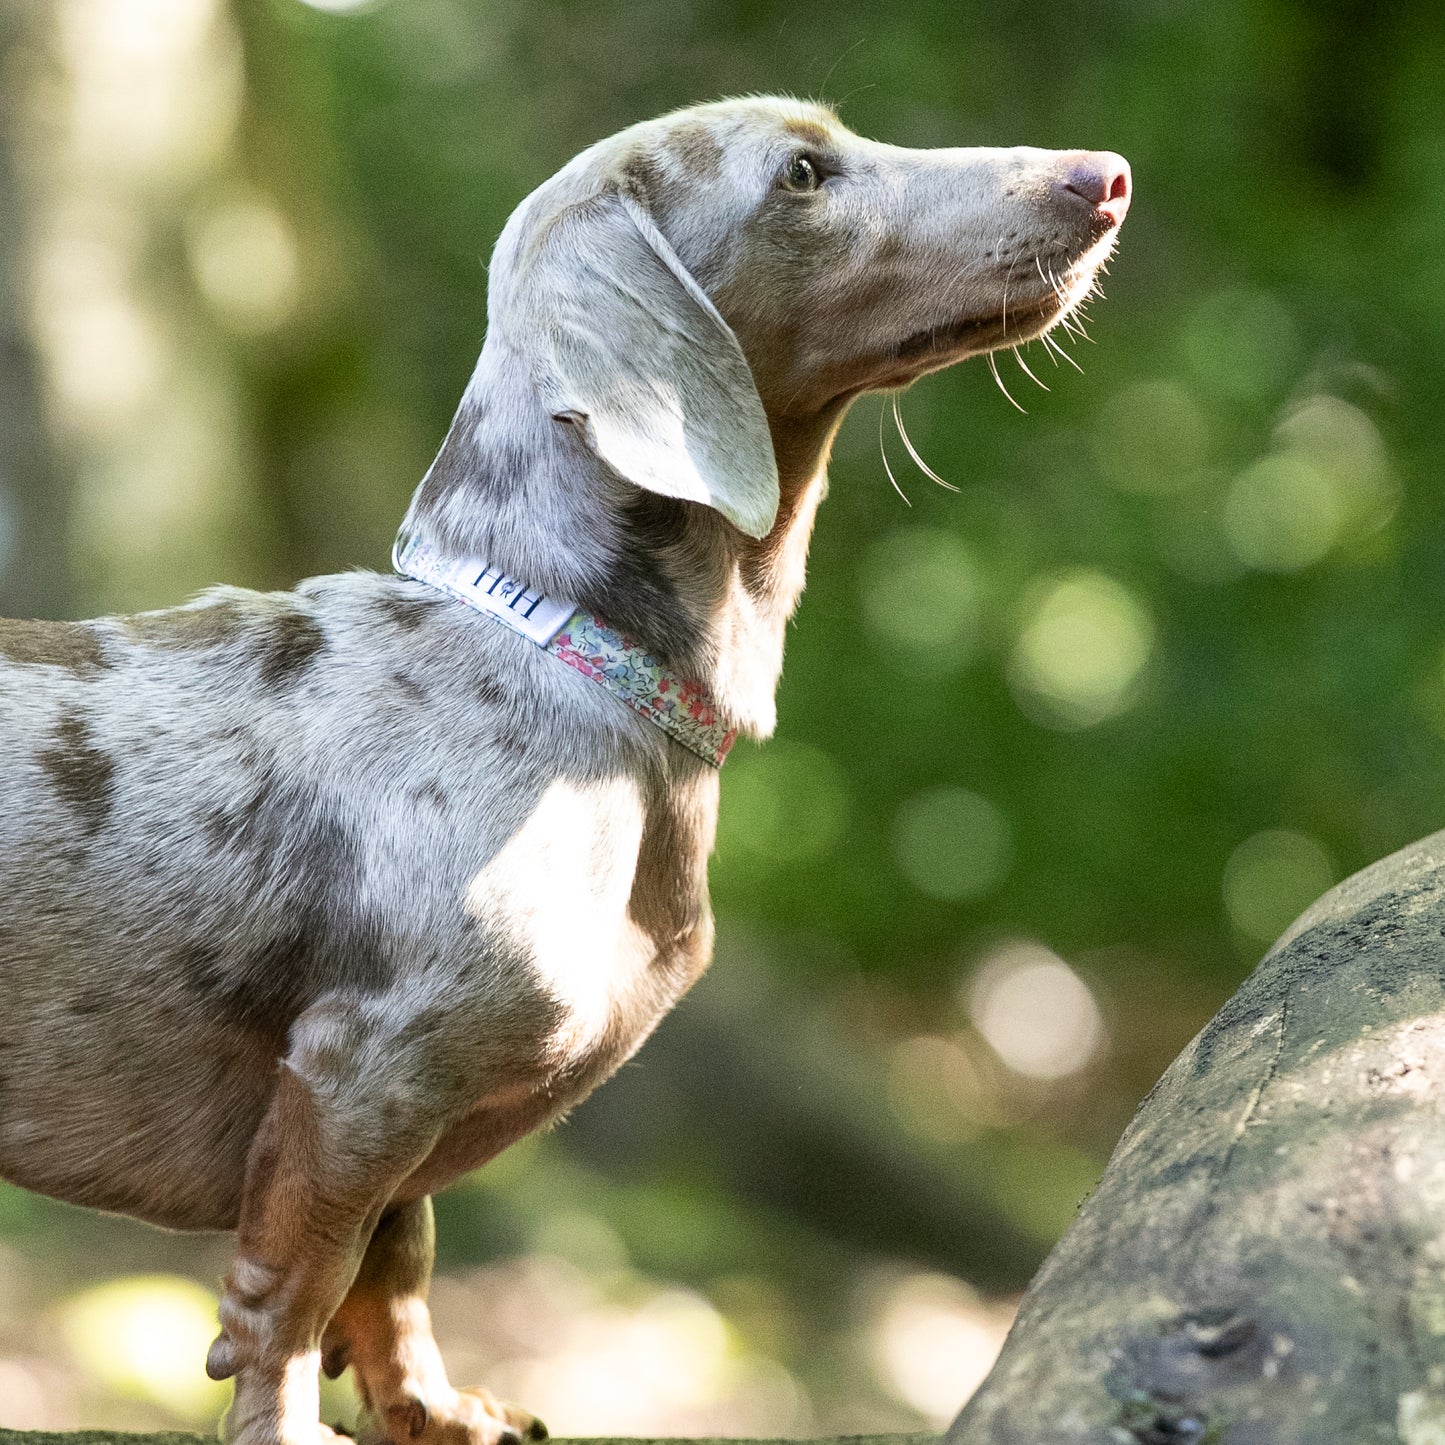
(216, 0, 1445, 988)
(5, 0, 1445, 1430)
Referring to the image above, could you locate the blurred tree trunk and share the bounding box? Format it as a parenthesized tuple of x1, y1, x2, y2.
(0, 0, 68, 620)
(948, 829, 1445, 1444)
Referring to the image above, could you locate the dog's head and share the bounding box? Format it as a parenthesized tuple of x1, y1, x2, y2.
(488, 96, 1130, 539)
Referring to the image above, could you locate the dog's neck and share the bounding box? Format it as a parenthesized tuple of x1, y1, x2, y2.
(397, 338, 839, 740)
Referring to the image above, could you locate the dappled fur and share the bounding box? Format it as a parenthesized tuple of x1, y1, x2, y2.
(0, 96, 1126, 1445)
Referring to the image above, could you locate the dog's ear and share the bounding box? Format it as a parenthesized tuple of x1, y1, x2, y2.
(511, 191, 780, 540)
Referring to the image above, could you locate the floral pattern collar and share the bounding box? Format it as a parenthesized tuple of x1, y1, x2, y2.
(393, 533, 737, 767)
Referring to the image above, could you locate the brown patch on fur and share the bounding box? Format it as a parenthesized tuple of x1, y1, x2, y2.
(738, 415, 838, 592)
(585, 490, 701, 667)
(411, 396, 537, 518)
(391, 671, 428, 705)
(125, 598, 327, 688)
(257, 610, 326, 688)
(783, 118, 834, 148)
(412, 779, 448, 808)
(0, 619, 111, 675)
(38, 708, 116, 836)
(667, 122, 723, 178)
(626, 781, 710, 945)
(375, 592, 434, 633)
(618, 150, 666, 204)
(124, 599, 249, 649)
(871, 230, 907, 263)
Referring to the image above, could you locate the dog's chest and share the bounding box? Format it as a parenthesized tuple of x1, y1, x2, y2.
(463, 769, 715, 1080)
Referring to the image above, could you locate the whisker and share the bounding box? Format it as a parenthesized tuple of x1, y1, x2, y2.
(987, 350, 1028, 413)
(1055, 267, 1100, 343)
(1019, 253, 1104, 383)
(1057, 285, 1086, 341)
(1012, 344, 1050, 392)
(1041, 260, 1068, 310)
(878, 398, 913, 507)
(1043, 329, 1086, 373)
(816, 38, 867, 101)
(893, 394, 960, 491)
(831, 79, 878, 109)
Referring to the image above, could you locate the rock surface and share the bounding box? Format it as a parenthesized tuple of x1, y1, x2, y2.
(947, 829, 1445, 1444)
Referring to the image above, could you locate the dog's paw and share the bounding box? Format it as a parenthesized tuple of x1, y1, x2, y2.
(364, 1388, 546, 1445)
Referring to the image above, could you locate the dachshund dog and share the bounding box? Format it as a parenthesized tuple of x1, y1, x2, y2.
(0, 97, 1129, 1445)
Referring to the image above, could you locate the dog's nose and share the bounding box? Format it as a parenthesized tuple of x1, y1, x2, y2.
(1055, 151, 1132, 227)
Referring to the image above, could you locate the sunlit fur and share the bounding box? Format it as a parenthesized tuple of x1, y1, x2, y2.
(0, 97, 1125, 1445)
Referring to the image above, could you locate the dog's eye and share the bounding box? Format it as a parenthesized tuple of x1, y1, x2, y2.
(781, 154, 821, 192)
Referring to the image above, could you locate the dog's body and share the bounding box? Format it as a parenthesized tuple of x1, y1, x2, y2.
(0, 575, 707, 1228)
(0, 98, 1128, 1445)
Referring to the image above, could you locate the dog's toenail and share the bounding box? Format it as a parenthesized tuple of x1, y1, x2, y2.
(205, 1335, 237, 1381)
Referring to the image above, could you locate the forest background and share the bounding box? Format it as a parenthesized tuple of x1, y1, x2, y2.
(1, 0, 1440, 1432)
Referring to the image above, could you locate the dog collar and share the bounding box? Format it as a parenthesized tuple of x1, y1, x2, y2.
(393, 533, 737, 767)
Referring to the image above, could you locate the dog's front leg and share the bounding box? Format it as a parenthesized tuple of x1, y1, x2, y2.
(321, 1197, 545, 1445)
(206, 1002, 457, 1445)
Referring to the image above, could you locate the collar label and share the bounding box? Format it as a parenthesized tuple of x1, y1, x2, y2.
(395, 536, 575, 646)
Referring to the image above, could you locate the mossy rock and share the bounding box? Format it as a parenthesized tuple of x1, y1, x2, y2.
(948, 829, 1445, 1443)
